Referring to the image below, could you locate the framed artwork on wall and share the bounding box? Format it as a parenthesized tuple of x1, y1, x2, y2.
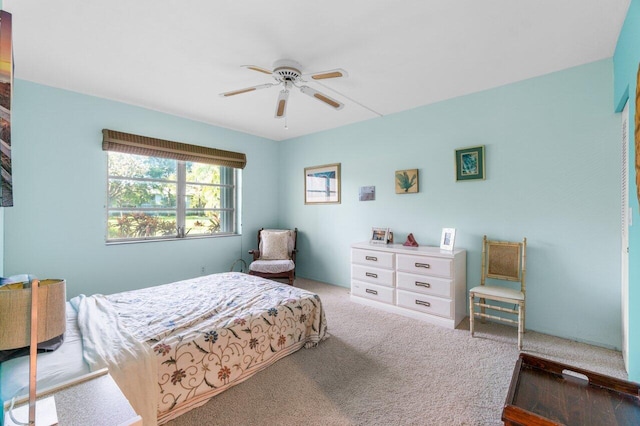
(455, 145, 485, 181)
(359, 186, 375, 201)
(304, 163, 341, 204)
(370, 227, 389, 245)
(0, 11, 13, 207)
(395, 169, 418, 193)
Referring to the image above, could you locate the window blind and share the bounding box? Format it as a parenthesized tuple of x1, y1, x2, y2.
(102, 129, 247, 169)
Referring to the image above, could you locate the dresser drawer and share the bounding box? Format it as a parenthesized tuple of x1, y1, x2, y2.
(397, 254, 452, 278)
(351, 280, 395, 304)
(351, 264, 395, 287)
(352, 248, 395, 269)
(396, 272, 452, 299)
(396, 290, 452, 319)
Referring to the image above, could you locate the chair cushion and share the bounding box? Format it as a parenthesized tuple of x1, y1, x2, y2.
(249, 259, 295, 274)
(469, 285, 524, 301)
(260, 230, 291, 260)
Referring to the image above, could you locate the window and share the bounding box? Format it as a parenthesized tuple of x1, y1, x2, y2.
(107, 152, 239, 242)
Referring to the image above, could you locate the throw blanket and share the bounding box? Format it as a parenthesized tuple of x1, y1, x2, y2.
(70, 294, 158, 426)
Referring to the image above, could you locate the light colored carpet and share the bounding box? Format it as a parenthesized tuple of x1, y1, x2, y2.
(165, 278, 627, 426)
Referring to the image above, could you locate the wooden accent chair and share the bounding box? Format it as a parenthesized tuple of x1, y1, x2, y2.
(248, 228, 298, 285)
(469, 235, 527, 349)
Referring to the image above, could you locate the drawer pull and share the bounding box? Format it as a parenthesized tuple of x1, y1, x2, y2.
(365, 272, 378, 279)
(365, 256, 378, 261)
(366, 289, 378, 295)
(416, 300, 431, 307)
(415, 262, 430, 269)
(415, 281, 431, 288)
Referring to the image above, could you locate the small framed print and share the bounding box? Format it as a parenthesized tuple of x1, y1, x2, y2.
(359, 186, 375, 201)
(304, 163, 341, 204)
(440, 228, 456, 251)
(455, 145, 485, 181)
(395, 169, 419, 193)
(370, 227, 389, 245)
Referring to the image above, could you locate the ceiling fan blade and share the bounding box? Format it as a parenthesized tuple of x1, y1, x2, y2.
(305, 68, 348, 80)
(219, 83, 275, 97)
(274, 89, 289, 119)
(241, 64, 273, 75)
(299, 86, 344, 110)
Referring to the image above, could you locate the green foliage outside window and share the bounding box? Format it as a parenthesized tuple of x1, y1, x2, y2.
(107, 153, 235, 241)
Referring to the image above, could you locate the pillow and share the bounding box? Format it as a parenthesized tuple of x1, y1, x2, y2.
(261, 231, 290, 260)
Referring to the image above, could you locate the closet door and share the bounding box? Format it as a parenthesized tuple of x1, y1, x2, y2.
(621, 100, 630, 372)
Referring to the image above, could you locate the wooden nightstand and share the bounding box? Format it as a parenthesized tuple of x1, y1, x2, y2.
(3, 369, 142, 426)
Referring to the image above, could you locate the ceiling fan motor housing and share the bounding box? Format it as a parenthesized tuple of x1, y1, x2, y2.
(272, 59, 302, 82)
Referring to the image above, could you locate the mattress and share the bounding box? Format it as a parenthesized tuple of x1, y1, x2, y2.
(1, 272, 328, 425)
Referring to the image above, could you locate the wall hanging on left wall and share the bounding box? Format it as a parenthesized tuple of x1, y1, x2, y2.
(0, 10, 12, 207)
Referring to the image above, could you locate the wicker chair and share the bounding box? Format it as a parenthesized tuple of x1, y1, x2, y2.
(469, 235, 527, 349)
(248, 228, 298, 285)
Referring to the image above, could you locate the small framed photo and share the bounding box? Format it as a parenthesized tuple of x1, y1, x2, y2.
(370, 227, 390, 245)
(395, 169, 419, 193)
(359, 186, 375, 201)
(455, 145, 485, 181)
(440, 228, 456, 251)
(304, 163, 341, 204)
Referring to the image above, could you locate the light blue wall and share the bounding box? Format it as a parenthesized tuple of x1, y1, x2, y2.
(613, 0, 640, 381)
(4, 80, 280, 298)
(279, 60, 622, 350)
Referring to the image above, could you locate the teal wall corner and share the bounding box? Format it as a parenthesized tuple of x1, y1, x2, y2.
(614, 0, 640, 381)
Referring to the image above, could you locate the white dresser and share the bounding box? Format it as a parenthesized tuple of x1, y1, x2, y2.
(350, 242, 467, 329)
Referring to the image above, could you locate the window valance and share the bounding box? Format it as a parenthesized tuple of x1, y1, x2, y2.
(102, 129, 247, 169)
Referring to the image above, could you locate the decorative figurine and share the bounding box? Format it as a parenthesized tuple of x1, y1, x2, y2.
(403, 233, 419, 247)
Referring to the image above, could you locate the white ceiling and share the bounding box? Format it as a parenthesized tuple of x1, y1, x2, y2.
(3, 0, 631, 141)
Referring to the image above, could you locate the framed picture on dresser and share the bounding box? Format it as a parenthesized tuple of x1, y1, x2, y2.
(440, 228, 456, 250)
(370, 227, 389, 245)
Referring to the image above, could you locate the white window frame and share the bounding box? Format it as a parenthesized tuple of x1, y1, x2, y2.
(106, 153, 239, 243)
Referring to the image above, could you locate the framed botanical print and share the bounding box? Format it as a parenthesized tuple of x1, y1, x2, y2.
(395, 169, 419, 193)
(455, 145, 485, 181)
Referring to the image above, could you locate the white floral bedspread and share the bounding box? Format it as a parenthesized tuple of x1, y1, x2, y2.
(105, 272, 328, 423)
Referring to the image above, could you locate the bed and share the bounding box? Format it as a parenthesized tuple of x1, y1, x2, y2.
(0, 272, 328, 425)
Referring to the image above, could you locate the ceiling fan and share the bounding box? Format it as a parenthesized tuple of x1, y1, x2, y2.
(219, 59, 348, 119)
